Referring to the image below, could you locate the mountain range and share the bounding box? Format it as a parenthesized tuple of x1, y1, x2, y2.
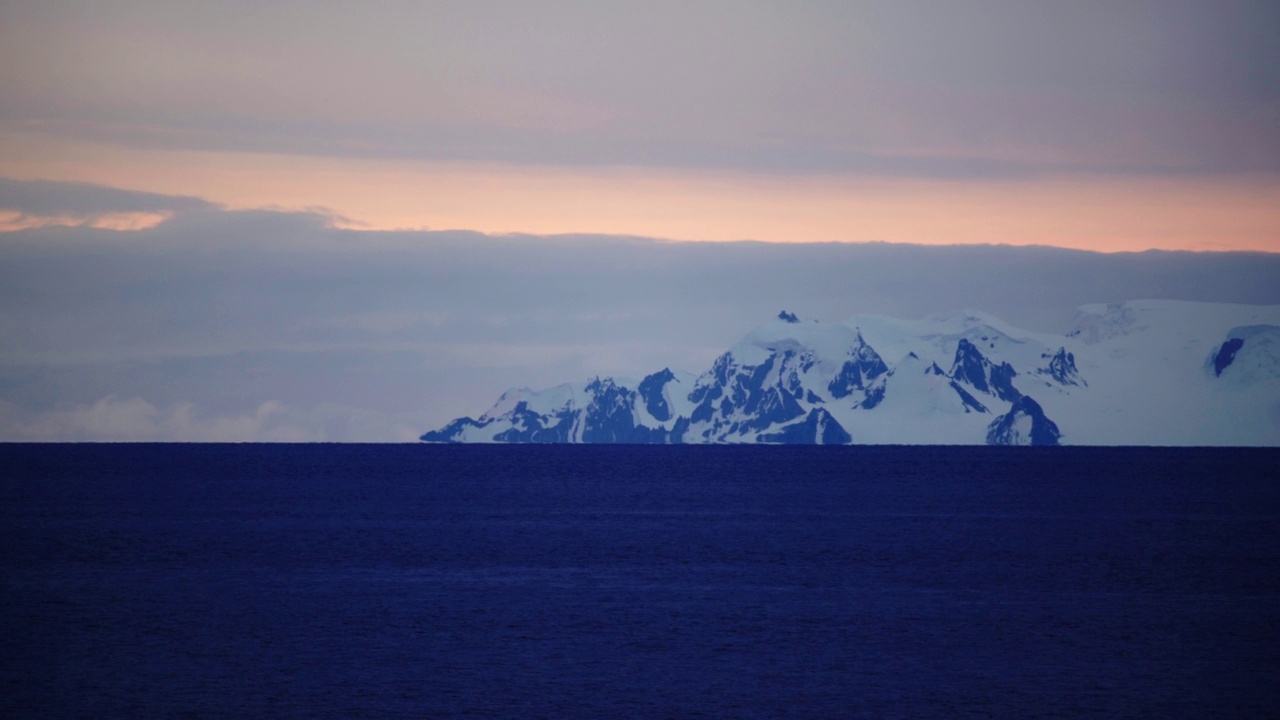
(421, 300, 1280, 446)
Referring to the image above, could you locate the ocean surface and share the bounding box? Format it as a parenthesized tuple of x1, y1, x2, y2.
(2, 444, 1278, 719)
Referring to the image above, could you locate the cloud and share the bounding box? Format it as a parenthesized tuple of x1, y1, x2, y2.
(0, 396, 310, 442)
(0, 177, 362, 234)
(3, 1, 1277, 178)
(0, 177, 214, 216)
(0, 396, 432, 442)
(0, 177, 218, 231)
(2, 200, 1279, 439)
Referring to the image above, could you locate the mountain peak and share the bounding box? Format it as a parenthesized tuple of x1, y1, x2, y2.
(423, 301, 1280, 446)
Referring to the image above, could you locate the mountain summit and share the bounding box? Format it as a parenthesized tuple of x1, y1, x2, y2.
(422, 301, 1280, 446)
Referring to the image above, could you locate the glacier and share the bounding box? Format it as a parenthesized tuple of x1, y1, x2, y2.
(421, 301, 1280, 446)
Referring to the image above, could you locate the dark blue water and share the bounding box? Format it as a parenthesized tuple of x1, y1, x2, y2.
(2, 445, 1278, 718)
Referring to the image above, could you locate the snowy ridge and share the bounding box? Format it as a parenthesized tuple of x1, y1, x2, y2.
(421, 301, 1280, 446)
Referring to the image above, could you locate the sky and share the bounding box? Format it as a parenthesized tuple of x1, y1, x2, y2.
(0, 1, 1278, 440)
(2, 0, 1278, 249)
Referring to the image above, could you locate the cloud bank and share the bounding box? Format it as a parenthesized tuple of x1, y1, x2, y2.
(3, 178, 1279, 440)
(0, 177, 218, 231)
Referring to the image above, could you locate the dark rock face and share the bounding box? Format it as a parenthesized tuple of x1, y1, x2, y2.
(828, 334, 890, 399)
(741, 385, 806, 432)
(420, 416, 492, 442)
(858, 383, 886, 410)
(989, 362, 1021, 403)
(1039, 347, 1085, 386)
(689, 350, 809, 440)
(424, 377, 678, 444)
(689, 353, 732, 412)
(493, 402, 573, 443)
(950, 380, 989, 414)
(778, 310, 800, 323)
(757, 408, 851, 444)
(637, 368, 676, 421)
(828, 360, 866, 398)
(578, 378, 660, 443)
(1213, 338, 1245, 377)
(950, 338, 1020, 402)
(986, 396, 1061, 446)
(950, 339, 992, 393)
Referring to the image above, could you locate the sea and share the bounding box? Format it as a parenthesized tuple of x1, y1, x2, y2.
(2, 444, 1278, 718)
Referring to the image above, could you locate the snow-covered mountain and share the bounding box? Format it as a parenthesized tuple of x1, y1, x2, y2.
(421, 301, 1280, 446)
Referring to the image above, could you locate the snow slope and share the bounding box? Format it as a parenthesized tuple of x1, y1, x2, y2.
(422, 302, 1280, 446)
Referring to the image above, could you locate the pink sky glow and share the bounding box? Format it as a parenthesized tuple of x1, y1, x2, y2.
(2, 134, 1277, 253)
(2, 2, 1277, 253)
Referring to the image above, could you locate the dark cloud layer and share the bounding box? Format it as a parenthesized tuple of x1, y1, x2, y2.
(0, 177, 215, 216)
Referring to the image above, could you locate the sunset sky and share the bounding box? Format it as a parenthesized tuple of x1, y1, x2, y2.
(2, 0, 1278, 251)
(2, 1, 1279, 441)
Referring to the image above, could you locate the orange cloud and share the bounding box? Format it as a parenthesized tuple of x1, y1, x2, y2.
(2, 130, 1277, 252)
(0, 209, 171, 232)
